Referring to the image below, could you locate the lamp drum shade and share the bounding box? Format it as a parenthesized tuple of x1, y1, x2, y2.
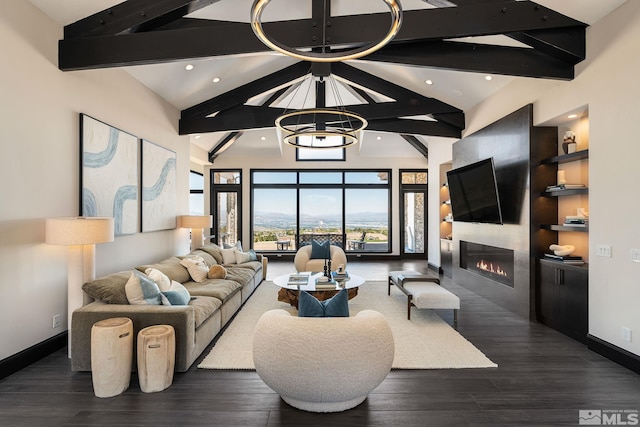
(178, 215, 212, 229)
(46, 217, 114, 245)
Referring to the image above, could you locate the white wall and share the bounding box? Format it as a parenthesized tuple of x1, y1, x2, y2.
(464, 1, 640, 356)
(208, 143, 430, 256)
(426, 139, 455, 268)
(0, 1, 191, 360)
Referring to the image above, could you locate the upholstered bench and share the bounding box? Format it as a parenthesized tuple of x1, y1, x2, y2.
(388, 270, 460, 325)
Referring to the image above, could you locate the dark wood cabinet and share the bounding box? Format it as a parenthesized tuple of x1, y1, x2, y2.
(538, 259, 588, 343)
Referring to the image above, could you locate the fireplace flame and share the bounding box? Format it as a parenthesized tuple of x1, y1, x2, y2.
(476, 260, 508, 277)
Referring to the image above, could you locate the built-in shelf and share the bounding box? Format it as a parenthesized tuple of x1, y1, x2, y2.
(540, 258, 589, 271)
(542, 188, 589, 197)
(541, 149, 589, 165)
(541, 224, 589, 232)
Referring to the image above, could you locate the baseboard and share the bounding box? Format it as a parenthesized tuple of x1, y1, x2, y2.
(428, 262, 443, 274)
(587, 334, 640, 375)
(0, 332, 67, 380)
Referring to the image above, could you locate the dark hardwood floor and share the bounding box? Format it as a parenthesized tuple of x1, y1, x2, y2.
(1, 260, 639, 426)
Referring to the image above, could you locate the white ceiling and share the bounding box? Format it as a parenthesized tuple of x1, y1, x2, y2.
(28, 0, 629, 160)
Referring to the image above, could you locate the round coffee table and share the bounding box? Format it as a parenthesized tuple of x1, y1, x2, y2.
(273, 272, 365, 308)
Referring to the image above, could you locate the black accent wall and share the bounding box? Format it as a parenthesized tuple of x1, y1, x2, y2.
(451, 104, 557, 319)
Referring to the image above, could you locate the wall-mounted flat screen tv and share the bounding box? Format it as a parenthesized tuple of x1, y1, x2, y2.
(446, 157, 503, 224)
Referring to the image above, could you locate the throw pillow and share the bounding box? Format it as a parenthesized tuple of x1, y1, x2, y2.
(234, 250, 252, 264)
(248, 249, 258, 261)
(198, 243, 224, 264)
(144, 268, 171, 292)
(298, 289, 349, 318)
(223, 241, 242, 250)
(125, 270, 161, 305)
(160, 281, 191, 306)
(221, 248, 237, 264)
(179, 256, 209, 283)
(310, 240, 330, 260)
(82, 270, 131, 304)
(208, 265, 227, 279)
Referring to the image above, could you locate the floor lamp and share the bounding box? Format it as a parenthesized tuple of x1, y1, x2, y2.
(178, 215, 213, 251)
(46, 217, 114, 356)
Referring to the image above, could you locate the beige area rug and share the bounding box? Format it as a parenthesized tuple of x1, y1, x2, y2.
(198, 280, 497, 370)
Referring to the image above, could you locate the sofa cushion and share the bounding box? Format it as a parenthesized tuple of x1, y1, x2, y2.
(298, 289, 349, 318)
(136, 257, 190, 284)
(183, 278, 242, 303)
(145, 268, 171, 292)
(208, 265, 227, 279)
(82, 271, 131, 305)
(160, 281, 191, 306)
(197, 243, 224, 264)
(221, 248, 237, 264)
(234, 250, 252, 264)
(189, 296, 222, 329)
(180, 256, 209, 283)
(224, 266, 257, 286)
(228, 260, 262, 273)
(125, 270, 161, 305)
(186, 250, 217, 267)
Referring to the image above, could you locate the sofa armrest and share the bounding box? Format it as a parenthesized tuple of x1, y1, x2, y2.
(71, 302, 196, 372)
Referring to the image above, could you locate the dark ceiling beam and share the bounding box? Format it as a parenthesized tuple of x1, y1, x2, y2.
(400, 135, 429, 159)
(180, 99, 463, 135)
(59, 2, 586, 71)
(367, 119, 462, 138)
(508, 27, 586, 64)
(64, 0, 220, 38)
(181, 61, 310, 119)
(208, 131, 242, 163)
(366, 40, 575, 80)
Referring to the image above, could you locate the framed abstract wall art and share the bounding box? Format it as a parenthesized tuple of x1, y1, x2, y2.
(141, 139, 177, 232)
(80, 114, 139, 236)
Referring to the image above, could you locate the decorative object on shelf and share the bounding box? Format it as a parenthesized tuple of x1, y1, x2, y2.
(178, 215, 213, 251)
(549, 244, 575, 256)
(45, 216, 115, 356)
(250, 0, 403, 63)
(577, 207, 589, 218)
(557, 170, 566, 185)
(562, 130, 576, 154)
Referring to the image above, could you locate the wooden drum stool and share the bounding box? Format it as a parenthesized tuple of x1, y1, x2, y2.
(91, 317, 133, 398)
(137, 325, 175, 393)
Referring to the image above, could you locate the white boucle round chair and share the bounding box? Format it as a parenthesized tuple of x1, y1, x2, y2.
(293, 245, 348, 273)
(252, 309, 394, 413)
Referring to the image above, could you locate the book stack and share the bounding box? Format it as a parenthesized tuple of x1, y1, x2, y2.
(564, 215, 588, 227)
(543, 253, 585, 265)
(331, 270, 349, 281)
(288, 273, 310, 286)
(545, 183, 586, 192)
(315, 279, 337, 290)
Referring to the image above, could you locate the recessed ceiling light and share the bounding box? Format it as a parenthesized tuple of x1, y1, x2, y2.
(376, 136, 382, 140)
(568, 114, 578, 119)
(425, 79, 433, 85)
(212, 77, 221, 83)
(485, 75, 493, 81)
(185, 64, 194, 71)
(194, 135, 201, 139)
(260, 136, 266, 141)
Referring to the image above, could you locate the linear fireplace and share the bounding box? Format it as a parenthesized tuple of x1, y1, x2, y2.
(460, 241, 515, 287)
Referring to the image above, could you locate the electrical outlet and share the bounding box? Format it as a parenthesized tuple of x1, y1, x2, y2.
(631, 249, 640, 263)
(596, 244, 612, 257)
(52, 314, 61, 329)
(622, 327, 632, 342)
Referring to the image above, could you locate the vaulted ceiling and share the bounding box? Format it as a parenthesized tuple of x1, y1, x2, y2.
(30, 0, 628, 161)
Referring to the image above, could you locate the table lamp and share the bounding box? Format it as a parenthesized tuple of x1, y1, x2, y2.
(46, 216, 114, 356)
(178, 215, 212, 251)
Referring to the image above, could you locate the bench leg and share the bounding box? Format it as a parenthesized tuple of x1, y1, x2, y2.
(453, 309, 458, 328)
(388, 278, 391, 295)
(407, 295, 412, 320)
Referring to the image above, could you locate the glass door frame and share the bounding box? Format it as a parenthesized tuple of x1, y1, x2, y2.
(399, 169, 428, 259)
(210, 169, 242, 247)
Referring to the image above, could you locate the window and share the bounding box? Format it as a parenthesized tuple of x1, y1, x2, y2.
(251, 170, 391, 253)
(296, 136, 346, 161)
(210, 170, 242, 247)
(189, 171, 204, 215)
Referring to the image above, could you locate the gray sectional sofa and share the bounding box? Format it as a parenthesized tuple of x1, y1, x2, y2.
(71, 243, 266, 372)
